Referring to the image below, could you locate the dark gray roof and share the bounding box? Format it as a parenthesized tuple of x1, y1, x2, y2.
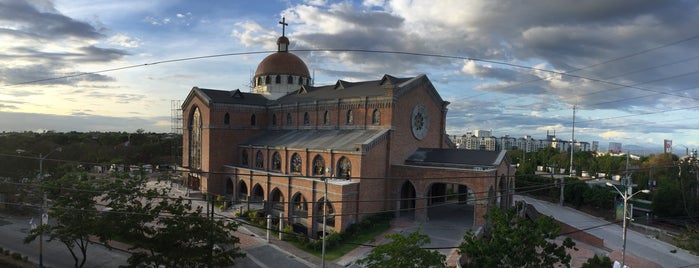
(271, 75, 413, 105)
(241, 129, 389, 152)
(196, 88, 270, 106)
(405, 148, 508, 168)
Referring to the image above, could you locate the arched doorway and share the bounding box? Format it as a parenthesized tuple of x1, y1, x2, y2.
(270, 188, 284, 212)
(399, 180, 416, 218)
(238, 181, 248, 201)
(251, 184, 264, 203)
(291, 192, 309, 235)
(425, 183, 475, 225)
(315, 197, 335, 238)
(225, 178, 234, 196)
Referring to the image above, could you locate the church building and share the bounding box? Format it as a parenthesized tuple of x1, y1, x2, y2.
(181, 22, 514, 237)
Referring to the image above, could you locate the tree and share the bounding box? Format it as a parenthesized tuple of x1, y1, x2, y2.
(100, 173, 245, 267)
(356, 228, 447, 268)
(459, 205, 576, 267)
(24, 172, 104, 268)
(581, 255, 612, 268)
(583, 185, 614, 210)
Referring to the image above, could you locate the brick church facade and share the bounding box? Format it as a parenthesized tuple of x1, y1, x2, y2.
(181, 30, 515, 237)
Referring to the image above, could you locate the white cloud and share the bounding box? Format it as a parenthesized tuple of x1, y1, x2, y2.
(599, 131, 627, 139)
(108, 34, 141, 48)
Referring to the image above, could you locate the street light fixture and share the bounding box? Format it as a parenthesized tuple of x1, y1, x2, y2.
(320, 167, 331, 268)
(18, 147, 61, 268)
(605, 182, 650, 267)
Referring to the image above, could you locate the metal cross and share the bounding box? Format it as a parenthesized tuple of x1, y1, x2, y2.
(279, 17, 288, 36)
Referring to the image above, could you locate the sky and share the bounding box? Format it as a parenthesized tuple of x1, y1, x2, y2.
(1, 0, 698, 153)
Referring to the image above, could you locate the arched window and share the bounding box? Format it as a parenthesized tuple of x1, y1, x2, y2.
(255, 150, 264, 169)
(372, 109, 380, 125)
(224, 113, 230, 125)
(323, 111, 330, 125)
(312, 155, 325, 176)
(188, 107, 202, 169)
(337, 157, 351, 179)
(298, 77, 304, 85)
(290, 153, 302, 173)
(287, 75, 293, 84)
(257, 77, 262, 86)
(346, 110, 354, 125)
(272, 152, 281, 171)
(251, 114, 257, 126)
(275, 75, 281, 84)
(286, 113, 292, 125)
(265, 76, 271, 84)
(272, 114, 277, 126)
(303, 112, 310, 125)
(241, 150, 249, 166)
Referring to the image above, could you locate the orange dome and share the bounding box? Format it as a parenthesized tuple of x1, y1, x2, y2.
(254, 51, 310, 78)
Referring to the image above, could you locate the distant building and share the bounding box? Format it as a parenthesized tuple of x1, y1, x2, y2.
(450, 130, 591, 153)
(609, 142, 623, 153)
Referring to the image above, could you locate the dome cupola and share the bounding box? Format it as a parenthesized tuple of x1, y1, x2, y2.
(252, 17, 311, 100)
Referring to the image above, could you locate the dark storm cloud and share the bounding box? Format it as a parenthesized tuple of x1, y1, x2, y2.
(0, 0, 128, 86)
(279, 0, 699, 114)
(0, 0, 103, 40)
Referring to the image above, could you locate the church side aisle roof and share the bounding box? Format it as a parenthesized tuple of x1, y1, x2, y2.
(404, 148, 508, 169)
(240, 129, 389, 153)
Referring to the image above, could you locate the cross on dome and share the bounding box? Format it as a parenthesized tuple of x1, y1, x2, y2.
(279, 17, 288, 36)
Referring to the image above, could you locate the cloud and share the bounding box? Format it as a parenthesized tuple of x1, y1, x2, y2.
(108, 34, 141, 48)
(0, 0, 129, 88)
(0, 111, 169, 133)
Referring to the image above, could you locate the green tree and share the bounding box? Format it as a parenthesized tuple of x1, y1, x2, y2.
(581, 254, 612, 268)
(101, 173, 244, 267)
(356, 228, 447, 268)
(652, 180, 685, 217)
(564, 179, 589, 208)
(24, 172, 104, 268)
(583, 185, 615, 210)
(459, 206, 576, 267)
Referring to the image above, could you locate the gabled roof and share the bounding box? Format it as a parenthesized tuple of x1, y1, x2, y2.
(182, 87, 269, 108)
(405, 148, 509, 169)
(270, 74, 416, 105)
(240, 129, 389, 153)
(182, 74, 447, 109)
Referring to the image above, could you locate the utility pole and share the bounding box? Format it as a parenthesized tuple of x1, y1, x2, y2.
(570, 105, 576, 176)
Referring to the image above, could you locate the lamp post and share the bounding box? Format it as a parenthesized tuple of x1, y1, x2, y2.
(320, 167, 331, 268)
(605, 182, 649, 267)
(18, 147, 61, 268)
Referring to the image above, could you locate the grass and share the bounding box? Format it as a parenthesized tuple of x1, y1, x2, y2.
(288, 221, 391, 261)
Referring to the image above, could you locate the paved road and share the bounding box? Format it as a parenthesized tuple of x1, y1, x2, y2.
(0, 214, 129, 267)
(516, 195, 699, 268)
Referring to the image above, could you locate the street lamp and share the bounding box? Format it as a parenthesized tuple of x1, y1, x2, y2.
(320, 167, 331, 268)
(18, 147, 61, 268)
(605, 182, 649, 267)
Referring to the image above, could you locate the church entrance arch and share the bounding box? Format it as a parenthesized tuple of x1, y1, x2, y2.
(398, 180, 416, 218)
(251, 183, 264, 203)
(225, 178, 234, 196)
(425, 182, 475, 224)
(238, 181, 248, 201)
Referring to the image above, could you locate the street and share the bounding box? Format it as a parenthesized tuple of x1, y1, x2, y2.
(0, 214, 129, 267)
(516, 195, 699, 267)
